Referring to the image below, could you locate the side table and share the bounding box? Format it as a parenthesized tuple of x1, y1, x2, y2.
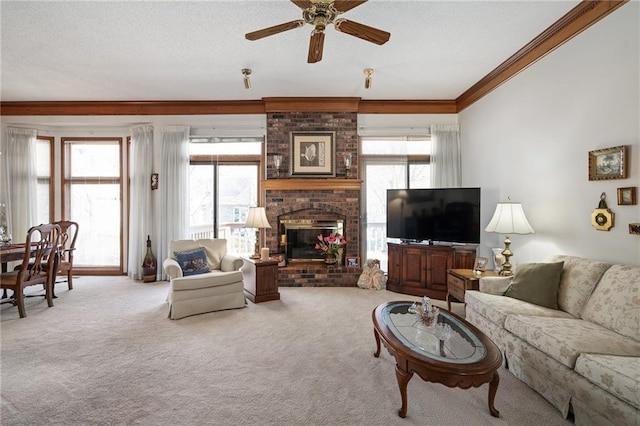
(446, 269, 498, 311)
(241, 257, 280, 303)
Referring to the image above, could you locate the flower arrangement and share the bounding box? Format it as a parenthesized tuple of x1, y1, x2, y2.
(315, 232, 346, 255)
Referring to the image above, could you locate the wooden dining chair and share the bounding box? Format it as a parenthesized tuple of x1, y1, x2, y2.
(53, 220, 79, 290)
(0, 223, 61, 318)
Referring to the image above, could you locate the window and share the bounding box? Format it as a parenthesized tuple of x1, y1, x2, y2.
(35, 136, 53, 224)
(361, 137, 431, 271)
(188, 138, 262, 255)
(62, 138, 123, 272)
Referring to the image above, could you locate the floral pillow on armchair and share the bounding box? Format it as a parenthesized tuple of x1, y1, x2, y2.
(174, 248, 211, 276)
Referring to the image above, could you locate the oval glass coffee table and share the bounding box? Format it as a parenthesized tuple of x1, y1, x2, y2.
(372, 301, 503, 418)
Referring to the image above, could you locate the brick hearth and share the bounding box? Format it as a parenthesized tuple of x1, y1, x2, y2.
(263, 110, 361, 287)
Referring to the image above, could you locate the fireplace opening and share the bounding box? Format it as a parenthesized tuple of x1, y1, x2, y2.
(280, 219, 344, 262)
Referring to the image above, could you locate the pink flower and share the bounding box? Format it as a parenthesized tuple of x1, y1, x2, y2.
(315, 232, 346, 255)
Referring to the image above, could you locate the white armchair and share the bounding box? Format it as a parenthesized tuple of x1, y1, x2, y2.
(163, 239, 246, 320)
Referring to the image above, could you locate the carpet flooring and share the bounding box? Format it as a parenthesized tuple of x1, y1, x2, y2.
(1, 276, 571, 425)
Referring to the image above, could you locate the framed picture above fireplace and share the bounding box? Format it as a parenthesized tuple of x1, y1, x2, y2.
(290, 131, 335, 177)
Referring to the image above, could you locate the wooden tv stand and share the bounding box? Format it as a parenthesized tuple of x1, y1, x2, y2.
(386, 242, 477, 300)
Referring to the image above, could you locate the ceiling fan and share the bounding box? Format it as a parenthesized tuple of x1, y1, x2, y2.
(245, 0, 390, 63)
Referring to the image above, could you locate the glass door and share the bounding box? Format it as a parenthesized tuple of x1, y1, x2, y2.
(62, 138, 123, 273)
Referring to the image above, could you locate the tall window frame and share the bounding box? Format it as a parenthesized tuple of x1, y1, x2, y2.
(360, 136, 431, 271)
(188, 137, 263, 255)
(61, 137, 124, 274)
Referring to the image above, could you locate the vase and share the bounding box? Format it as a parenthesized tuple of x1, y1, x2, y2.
(142, 235, 157, 282)
(492, 248, 505, 272)
(323, 253, 337, 265)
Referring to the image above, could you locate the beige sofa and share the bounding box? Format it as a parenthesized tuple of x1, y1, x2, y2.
(465, 255, 640, 425)
(163, 239, 246, 320)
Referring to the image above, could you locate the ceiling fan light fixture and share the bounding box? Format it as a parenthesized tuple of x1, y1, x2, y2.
(241, 68, 252, 89)
(245, 0, 388, 63)
(364, 68, 373, 89)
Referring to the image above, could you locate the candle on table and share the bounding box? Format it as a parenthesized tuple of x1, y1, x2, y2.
(260, 247, 270, 261)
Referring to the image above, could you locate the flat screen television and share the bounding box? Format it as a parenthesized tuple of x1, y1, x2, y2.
(386, 188, 481, 244)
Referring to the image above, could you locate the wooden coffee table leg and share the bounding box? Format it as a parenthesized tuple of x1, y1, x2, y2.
(488, 371, 500, 417)
(373, 329, 381, 357)
(395, 364, 413, 418)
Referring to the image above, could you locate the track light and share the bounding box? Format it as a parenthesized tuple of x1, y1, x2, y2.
(242, 68, 252, 89)
(364, 68, 373, 89)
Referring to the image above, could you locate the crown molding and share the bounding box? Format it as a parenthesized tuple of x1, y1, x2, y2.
(0, 1, 628, 117)
(0, 100, 265, 116)
(263, 97, 361, 112)
(358, 100, 457, 114)
(456, 0, 628, 112)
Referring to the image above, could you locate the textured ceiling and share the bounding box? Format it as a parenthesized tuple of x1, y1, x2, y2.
(1, 1, 580, 102)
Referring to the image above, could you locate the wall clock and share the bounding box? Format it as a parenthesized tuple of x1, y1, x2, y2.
(591, 192, 614, 231)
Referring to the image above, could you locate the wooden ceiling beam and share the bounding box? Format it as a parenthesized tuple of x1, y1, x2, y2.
(456, 0, 629, 112)
(0, 100, 265, 116)
(0, 1, 628, 116)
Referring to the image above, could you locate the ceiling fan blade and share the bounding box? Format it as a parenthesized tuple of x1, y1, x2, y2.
(291, 0, 313, 9)
(245, 20, 305, 41)
(333, 0, 367, 13)
(334, 19, 390, 45)
(307, 30, 325, 63)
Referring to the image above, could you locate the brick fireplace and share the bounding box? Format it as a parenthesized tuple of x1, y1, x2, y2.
(261, 106, 361, 287)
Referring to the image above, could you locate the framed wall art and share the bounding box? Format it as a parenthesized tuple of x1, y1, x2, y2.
(150, 173, 159, 190)
(588, 145, 628, 180)
(617, 187, 637, 205)
(290, 131, 335, 177)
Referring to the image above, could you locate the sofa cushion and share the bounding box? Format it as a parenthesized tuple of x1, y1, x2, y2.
(504, 262, 564, 309)
(174, 248, 211, 276)
(574, 354, 640, 409)
(198, 238, 227, 270)
(169, 240, 201, 258)
(581, 264, 640, 340)
(465, 290, 574, 328)
(546, 255, 611, 318)
(170, 270, 243, 291)
(504, 315, 640, 369)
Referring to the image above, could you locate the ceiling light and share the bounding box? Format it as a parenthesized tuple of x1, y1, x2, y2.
(241, 68, 252, 89)
(364, 68, 373, 89)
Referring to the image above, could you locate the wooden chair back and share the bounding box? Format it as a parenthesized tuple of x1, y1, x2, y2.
(1, 223, 61, 318)
(52, 220, 78, 290)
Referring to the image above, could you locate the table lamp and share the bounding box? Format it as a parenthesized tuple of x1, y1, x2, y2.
(245, 207, 271, 259)
(485, 202, 535, 276)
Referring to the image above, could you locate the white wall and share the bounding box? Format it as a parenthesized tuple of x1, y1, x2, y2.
(460, 3, 640, 266)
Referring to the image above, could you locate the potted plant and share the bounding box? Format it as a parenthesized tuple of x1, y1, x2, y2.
(315, 232, 346, 265)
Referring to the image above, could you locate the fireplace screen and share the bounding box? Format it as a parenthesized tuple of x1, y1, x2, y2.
(280, 219, 344, 262)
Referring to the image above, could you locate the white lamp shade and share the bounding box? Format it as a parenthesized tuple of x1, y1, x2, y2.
(245, 207, 271, 229)
(485, 203, 535, 235)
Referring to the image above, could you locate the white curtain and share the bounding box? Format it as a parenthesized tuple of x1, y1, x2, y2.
(158, 126, 190, 280)
(127, 125, 154, 280)
(430, 124, 461, 188)
(0, 127, 38, 240)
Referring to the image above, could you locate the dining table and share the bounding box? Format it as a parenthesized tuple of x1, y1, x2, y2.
(1, 242, 61, 298)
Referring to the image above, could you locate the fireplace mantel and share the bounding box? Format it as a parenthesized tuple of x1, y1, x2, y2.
(262, 179, 362, 191)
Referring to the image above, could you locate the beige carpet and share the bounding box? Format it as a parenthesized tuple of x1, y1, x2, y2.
(1, 276, 571, 426)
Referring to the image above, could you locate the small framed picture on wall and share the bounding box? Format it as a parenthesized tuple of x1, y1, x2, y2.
(588, 145, 628, 180)
(290, 131, 336, 177)
(617, 187, 637, 205)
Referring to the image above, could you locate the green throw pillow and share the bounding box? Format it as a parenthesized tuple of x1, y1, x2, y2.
(504, 262, 564, 310)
